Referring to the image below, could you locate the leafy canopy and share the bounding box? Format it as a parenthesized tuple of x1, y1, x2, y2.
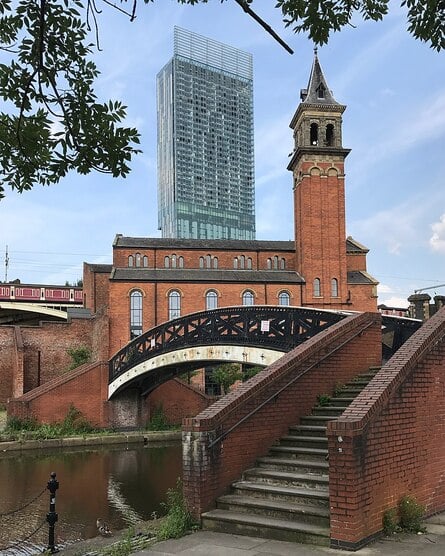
(0, 0, 443, 199)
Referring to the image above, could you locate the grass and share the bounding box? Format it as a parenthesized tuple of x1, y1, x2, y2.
(3, 405, 99, 440)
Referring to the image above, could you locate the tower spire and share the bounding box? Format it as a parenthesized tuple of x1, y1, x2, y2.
(300, 49, 338, 105)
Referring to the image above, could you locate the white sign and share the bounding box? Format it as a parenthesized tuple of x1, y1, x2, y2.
(261, 320, 270, 332)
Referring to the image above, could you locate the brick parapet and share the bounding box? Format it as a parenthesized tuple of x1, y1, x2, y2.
(328, 306, 445, 548)
(183, 311, 382, 517)
(184, 312, 381, 433)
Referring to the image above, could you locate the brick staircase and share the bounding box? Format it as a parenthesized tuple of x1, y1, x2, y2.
(201, 368, 379, 545)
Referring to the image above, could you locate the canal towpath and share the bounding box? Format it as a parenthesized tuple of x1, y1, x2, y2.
(136, 512, 445, 556)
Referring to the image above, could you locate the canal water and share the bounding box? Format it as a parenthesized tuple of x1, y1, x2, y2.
(0, 442, 182, 555)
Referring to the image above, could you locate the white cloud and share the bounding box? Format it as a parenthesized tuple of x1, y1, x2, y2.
(379, 296, 409, 309)
(430, 214, 445, 253)
(377, 284, 393, 294)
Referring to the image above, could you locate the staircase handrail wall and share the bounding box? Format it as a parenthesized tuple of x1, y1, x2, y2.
(328, 306, 445, 550)
(183, 311, 382, 517)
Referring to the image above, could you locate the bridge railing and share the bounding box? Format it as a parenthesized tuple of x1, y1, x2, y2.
(109, 306, 348, 384)
(381, 314, 422, 361)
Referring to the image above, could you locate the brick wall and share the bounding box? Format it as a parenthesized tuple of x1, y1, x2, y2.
(182, 311, 381, 517)
(148, 378, 216, 426)
(8, 361, 110, 427)
(328, 306, 445, 550)
(0, 327, 15, 404)
(108, 281, 303, 357)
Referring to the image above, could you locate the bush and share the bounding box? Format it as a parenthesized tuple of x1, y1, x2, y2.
(382, 495, 426, 535)
(398, 495, 425, 533)
(158, 478, 195, 540)
(212, 363, 242, 394)
(146, 404, 174, 431)
(5, 405, 95, 438)
(67, 345, 91, 370)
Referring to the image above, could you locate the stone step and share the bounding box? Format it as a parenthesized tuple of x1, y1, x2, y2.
(256, 456, 329, 475)
(216, 494, 330, 527)
(288, 425, 327, 437)
(279, 435, 328, 450)
(243, 468, 329, 490)
(201, 510, 330, 546)
(269, 445, 328, 460)
(328, 397, 356, 407)
(300, 415, 337, 427)
(231, 481, 329, 506)
(312, 405, 347, 416)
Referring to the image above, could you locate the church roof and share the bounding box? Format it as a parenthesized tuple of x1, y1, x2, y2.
(347, 270, 379, 285)
(346, 237, 369, 254)
(300, 49, 340, 105)
(113, 235, 295, 252)
(111, 268, 304, 284)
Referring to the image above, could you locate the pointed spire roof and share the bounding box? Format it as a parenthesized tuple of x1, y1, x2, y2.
(300, 48, 339, 105)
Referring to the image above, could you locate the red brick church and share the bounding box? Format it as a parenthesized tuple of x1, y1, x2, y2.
(2, 52, 377, 418)
(84, 52, 377, 359)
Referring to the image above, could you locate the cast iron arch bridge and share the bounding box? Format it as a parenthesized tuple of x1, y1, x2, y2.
(108, 306, 421, 399)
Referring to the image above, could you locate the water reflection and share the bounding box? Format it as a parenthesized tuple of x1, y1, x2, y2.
(0, 442, 182, 554)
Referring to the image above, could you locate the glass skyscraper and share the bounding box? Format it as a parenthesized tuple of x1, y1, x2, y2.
(156, 27, 255, 240)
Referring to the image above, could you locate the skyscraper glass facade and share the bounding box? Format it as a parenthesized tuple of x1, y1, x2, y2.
(157, 27, 255, 240)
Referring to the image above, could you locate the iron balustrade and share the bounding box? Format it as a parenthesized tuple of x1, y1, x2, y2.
(109, 306, 348, 384)
(381, 314, 422, 361)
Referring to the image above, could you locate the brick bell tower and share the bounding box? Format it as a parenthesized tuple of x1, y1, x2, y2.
(288, 49, 351, 309)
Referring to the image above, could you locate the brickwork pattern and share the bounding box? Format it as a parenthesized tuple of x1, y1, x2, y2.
(148, 378, 216, 425)
(328, 306, 445, 549)
(182, 312, 382, 517)
(8, 361, 110, 427)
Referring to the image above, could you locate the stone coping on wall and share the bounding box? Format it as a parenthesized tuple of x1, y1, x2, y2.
(0, 430, 181, 454)
(328, 305, 445, 438)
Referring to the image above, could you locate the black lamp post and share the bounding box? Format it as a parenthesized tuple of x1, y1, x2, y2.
(46, 471, 59, 553)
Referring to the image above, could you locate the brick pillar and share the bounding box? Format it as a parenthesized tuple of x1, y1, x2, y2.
(408, 293, 431, 321)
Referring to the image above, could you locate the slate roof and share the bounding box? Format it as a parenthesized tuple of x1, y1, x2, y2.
(300, 50, 340, 106)
(86, 264, 113, 273)
(347, 271, 379, 285)
(113, 235, 295, 252)
(111, 268, 304, 284)
(346, 237, 369, 254)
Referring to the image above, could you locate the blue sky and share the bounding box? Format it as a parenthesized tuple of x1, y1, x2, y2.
(0, 1, 444, 307)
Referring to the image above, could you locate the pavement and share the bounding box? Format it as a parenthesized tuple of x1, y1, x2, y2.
(134, 514, 445, 556)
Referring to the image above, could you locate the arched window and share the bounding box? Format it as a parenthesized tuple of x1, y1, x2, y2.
(278, 291, 290, 306)
(206, 254, 211, 268)
(242, 290, 255, 306)
(171, 254, 177, 268)
(168, 290, 181, 320)
(233, 257, 239, 269)
(206, 290, 218, 310)
(266, 258, 272, 270)
(310, 123, 319, 146)
(143, 256, 148, 267)
(313, 278, 321, 297)
(178, 256, 184, 268)
(326, 124, 335, 146)
(280, 258, 286, 270)
(331, 278, 339, 297)
(213, 257, 218, 269)
(247, 257, 252, 270)
(164, 256, 170, 268)
(273, 256, 279, 270)
(135, 253, 141, 267)
(128, 255, 134, 267)
(130, 290, 143, 339)
(199, 257, 204, 269)
(240, 255, 245, 269)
